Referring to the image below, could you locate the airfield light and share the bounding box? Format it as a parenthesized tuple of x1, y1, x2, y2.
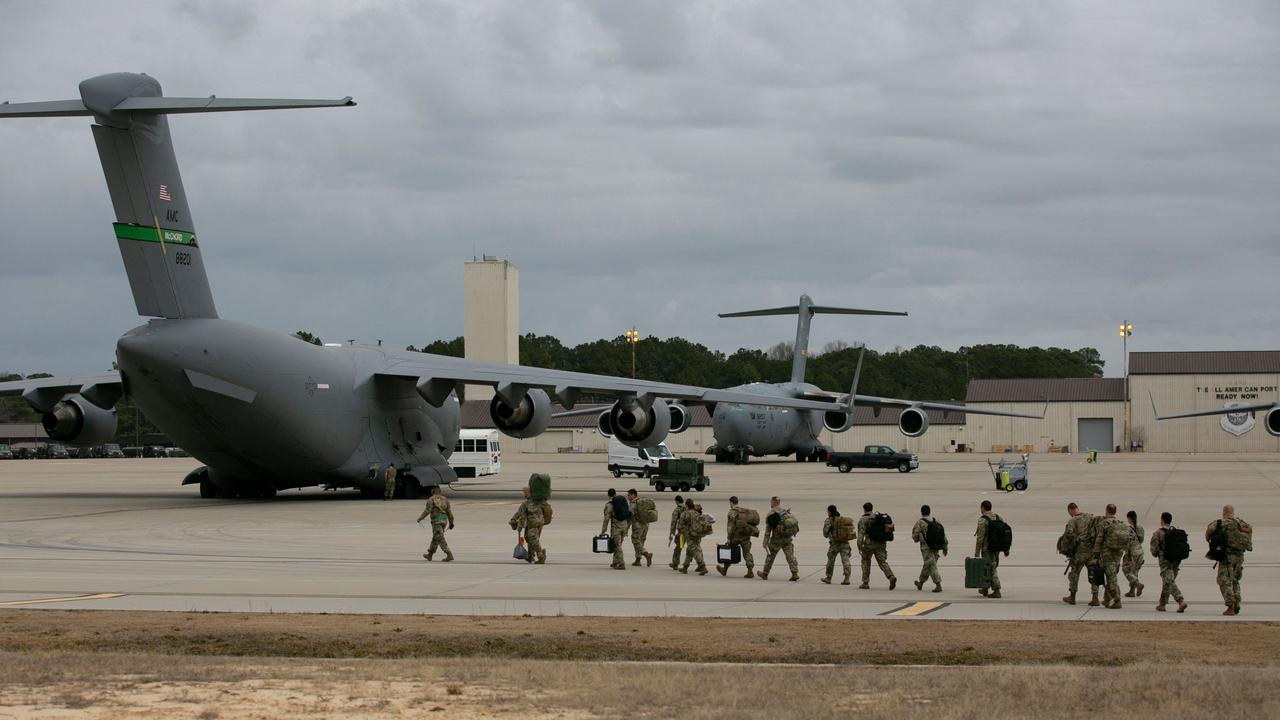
(1120, 320, 1134, 452)
(625, 327, 639, 378)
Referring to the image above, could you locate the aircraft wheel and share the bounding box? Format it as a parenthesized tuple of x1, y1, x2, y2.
(838, 461, 852, 474)
(199, 477, 218, 499)
(653, 481, 665, 492)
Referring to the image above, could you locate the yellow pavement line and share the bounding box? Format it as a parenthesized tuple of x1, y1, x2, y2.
(885, 601, 948, 617)
(0, 593, 126, 607)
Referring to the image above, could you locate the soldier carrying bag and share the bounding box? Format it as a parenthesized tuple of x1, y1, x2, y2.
(611, 495, 632, 521)
(964, 556, 993, 589)
(1086, 562, 1105, 587)
(1162, 527, 1191, 563)
(1055, 532, 1076, 558)
(831, 515, 855, 543)
(868, 513, 895, 543)
(717, 544, 742, 565)
(634, 496, 658, 524)
(780, 513, 800, 538)
(925, 519, 947, 551)
(592, 534, 613, 554)
(985, 517, 1013, 554)
(1206, 521, 1229, 562)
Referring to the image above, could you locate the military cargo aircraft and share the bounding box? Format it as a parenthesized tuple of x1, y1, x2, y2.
(0, 72, 893, 499)
(700, 295, 1038, 463)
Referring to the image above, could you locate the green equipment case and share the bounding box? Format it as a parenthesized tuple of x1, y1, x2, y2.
(965, 556, 993, 589)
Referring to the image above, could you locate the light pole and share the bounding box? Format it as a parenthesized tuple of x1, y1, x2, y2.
(625, 327, 639, 379)
(1120, 321, 1133, 451)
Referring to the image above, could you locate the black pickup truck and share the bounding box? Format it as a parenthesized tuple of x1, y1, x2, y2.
(826, 445, 919, 473)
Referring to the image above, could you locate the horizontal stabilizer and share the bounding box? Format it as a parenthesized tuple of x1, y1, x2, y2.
(719, 305, 907, 318)
(1, 96, 355, 118)
(0, 99, 91, 117)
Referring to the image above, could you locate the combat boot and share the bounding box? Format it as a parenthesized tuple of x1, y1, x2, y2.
(744, 568, 754, 578)
(790, 573, 799, 582)
(536, 550, 546, 564)
(1124, 587, 1135, 598)
(979, 588, 988, 597)
(1222, 605, 1234, 616)
(423, 553, 433, 562)
(858, 582, 869, 589)
(931, 584, 942, 593)
(1106, 599, 1122, 609)
(756, 570, 768, 580)
(1176, 600, 1188, 613)
(1088, 592, 1100, 607)
(679, 565, 689, 574)
(443, 551, 454, 562)
(644, 552, 653, 567)
(820, 576, 831, 584)
(842, 575, 851, 586)
(913, 580, 923, 591)
(697, 567, 708, 576)
(988, 590, 1002, 599)
(889, 576, 897, 590)
(1135, 582, 1144, 596)
(1062, 594, 1076, 605)
(669, 562, 678, 570)
(716, 565, 727, 577)
(1155, 603, 1166, 612)
(632, 558, 641, 566)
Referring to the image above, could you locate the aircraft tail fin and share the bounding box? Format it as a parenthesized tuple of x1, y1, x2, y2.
(719, 295, 906, 385)
(2, 73, 355, 319)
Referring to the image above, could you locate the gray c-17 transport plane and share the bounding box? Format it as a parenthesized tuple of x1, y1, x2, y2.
(700, 295, 1041, 463)
(0, 71, 901, 499)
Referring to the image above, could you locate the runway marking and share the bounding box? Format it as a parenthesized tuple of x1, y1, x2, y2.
(881, 601, 949, 617)
(0, 593, 126, 607)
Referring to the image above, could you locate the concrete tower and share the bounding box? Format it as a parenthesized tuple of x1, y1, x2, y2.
(463, 256, 519, 403)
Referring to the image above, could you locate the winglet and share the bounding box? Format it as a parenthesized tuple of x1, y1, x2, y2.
(1149, 391, 1162, 420)
(844, 345, 865, 412)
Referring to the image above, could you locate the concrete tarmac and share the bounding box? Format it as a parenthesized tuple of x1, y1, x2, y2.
(0, 452, 1275, 620)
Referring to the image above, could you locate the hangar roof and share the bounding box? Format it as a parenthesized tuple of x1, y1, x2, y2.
(965, 378, 1124, 403)
(1129, 351, 1280, 375)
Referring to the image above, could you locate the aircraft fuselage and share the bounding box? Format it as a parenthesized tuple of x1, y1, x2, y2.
(116, 318, 460, 493)
(711, 381, 826, 460)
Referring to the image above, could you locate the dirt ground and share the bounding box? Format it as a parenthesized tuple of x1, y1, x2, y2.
(1, 611, 1278, 718)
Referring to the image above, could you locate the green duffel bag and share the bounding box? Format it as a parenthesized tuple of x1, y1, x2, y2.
(530, 473, 552, 502)
(964, 556, 993, 589)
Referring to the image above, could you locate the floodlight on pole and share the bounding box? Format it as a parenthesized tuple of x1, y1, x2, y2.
(625, 327, 639, 378)
(1120, 321, 1133, 452)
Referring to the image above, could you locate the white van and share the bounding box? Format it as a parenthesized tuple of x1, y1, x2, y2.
(607, 436, 673, 478)
(449, 429, 502, 478)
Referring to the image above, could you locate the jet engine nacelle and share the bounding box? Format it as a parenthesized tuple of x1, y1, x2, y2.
(898, 406, 929, 438)
(597, 398, 672, 448)
(1267, 407, 1280, 437)
(41, 395, 118, 447)
(823, 410, 854, 433)
(489, 388, 551, 439)
(668, 403, 691, 434)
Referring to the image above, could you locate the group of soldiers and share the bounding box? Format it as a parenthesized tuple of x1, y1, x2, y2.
(413, 483, 1254, 615)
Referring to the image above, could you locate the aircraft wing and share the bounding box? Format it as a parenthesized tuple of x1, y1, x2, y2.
(374, 354, 850, 413)
(1152, 398, 1278, 421)
(0, 373, 123, 411)
(800, 388, 1044, 420)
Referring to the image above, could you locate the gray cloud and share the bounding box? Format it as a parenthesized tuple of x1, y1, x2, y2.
(1, 0, 1278, 381)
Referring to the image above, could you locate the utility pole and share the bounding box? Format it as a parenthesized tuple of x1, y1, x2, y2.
(625, 327, 639, 379)
(1120, 321, 1133, 452)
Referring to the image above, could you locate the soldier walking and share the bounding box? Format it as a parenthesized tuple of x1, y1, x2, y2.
(679, 500, 710, 575)
(1091, 504, 1129, 609)
(1149, 511, 1188, 613)
(509, 485, 548, 564)
(1123, 509, 1145, 597)
(602, 488, 631, 570)
(1059, 502, 1101, 606)
(856, 502, 896, 589)
(415, 485, 455, 561)
(821, 505, 853, 585)
(758, 496, 800, 581)
(627, 489, 654, 567)
(1207, 504, 1252, 615)
(382, 463, 397, 501)
(668, 495, 686, 570)
(717, 496, 756, 578)
(974, 500, 1005, 598)
(911, 504, 946, 592)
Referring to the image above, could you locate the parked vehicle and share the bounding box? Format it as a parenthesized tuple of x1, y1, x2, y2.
(15, 447, 38, 459)
(649, 457, 711, 493)
(607, 436, 673, 478)
(164, 447, 191, 458)
(827, 445, 919, 473)
(37, 443, 71, 459)
(101, 443, 125, 459)
(447, 429, 502, 478)
(0, 444, 13, 460)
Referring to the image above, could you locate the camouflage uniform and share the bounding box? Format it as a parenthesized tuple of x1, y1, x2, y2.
(720, 506, 756, 577)
(422, 494, 454, 560)
(383, 465, 397, 500)
(668, 504, 686, 569)
(1207, 517, 1251, 613)
(1061, 513, 1100, 603)
(856, 513, 896, 588)
(911, 517, 945, 589)
(761, 510, 799, 580)
(974, 512, 1002, 594)
(822, 516, 853, 583)
(1148, 527, 1185, 608)
(1122, 522, 1145, 595)
(628, 498, 652, 566)
(602, 499, 631, 569)
(680, 510, 708, 574)
(510, 499, 547, 564)
(1092, 516, 1130, 607)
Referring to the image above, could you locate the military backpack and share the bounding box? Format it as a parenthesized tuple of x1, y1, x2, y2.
(634, 497, 658, 524)
(1102, 519, 1130, 553)
(1226, 519, 1253, 553)
(831, 515, 855, 543)
(1055, 532, 1076, 558)
(541, 502, 554, 525)
(780, 513, 800, 538)
(1162, 527, 1191, 562)
(925, 518, 947, 551)
(868, 513, 895, 543)
(611, 495, 632, 521)
(1206, 521, 1229, 562)
(985, 517, 1013, 554)
(739, 508, 761, 526)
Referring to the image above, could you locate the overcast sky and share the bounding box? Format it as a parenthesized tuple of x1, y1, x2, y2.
(2, 1, 1277, 380)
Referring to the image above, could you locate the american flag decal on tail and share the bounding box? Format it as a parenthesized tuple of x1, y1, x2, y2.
(158, 184, 172, 202)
